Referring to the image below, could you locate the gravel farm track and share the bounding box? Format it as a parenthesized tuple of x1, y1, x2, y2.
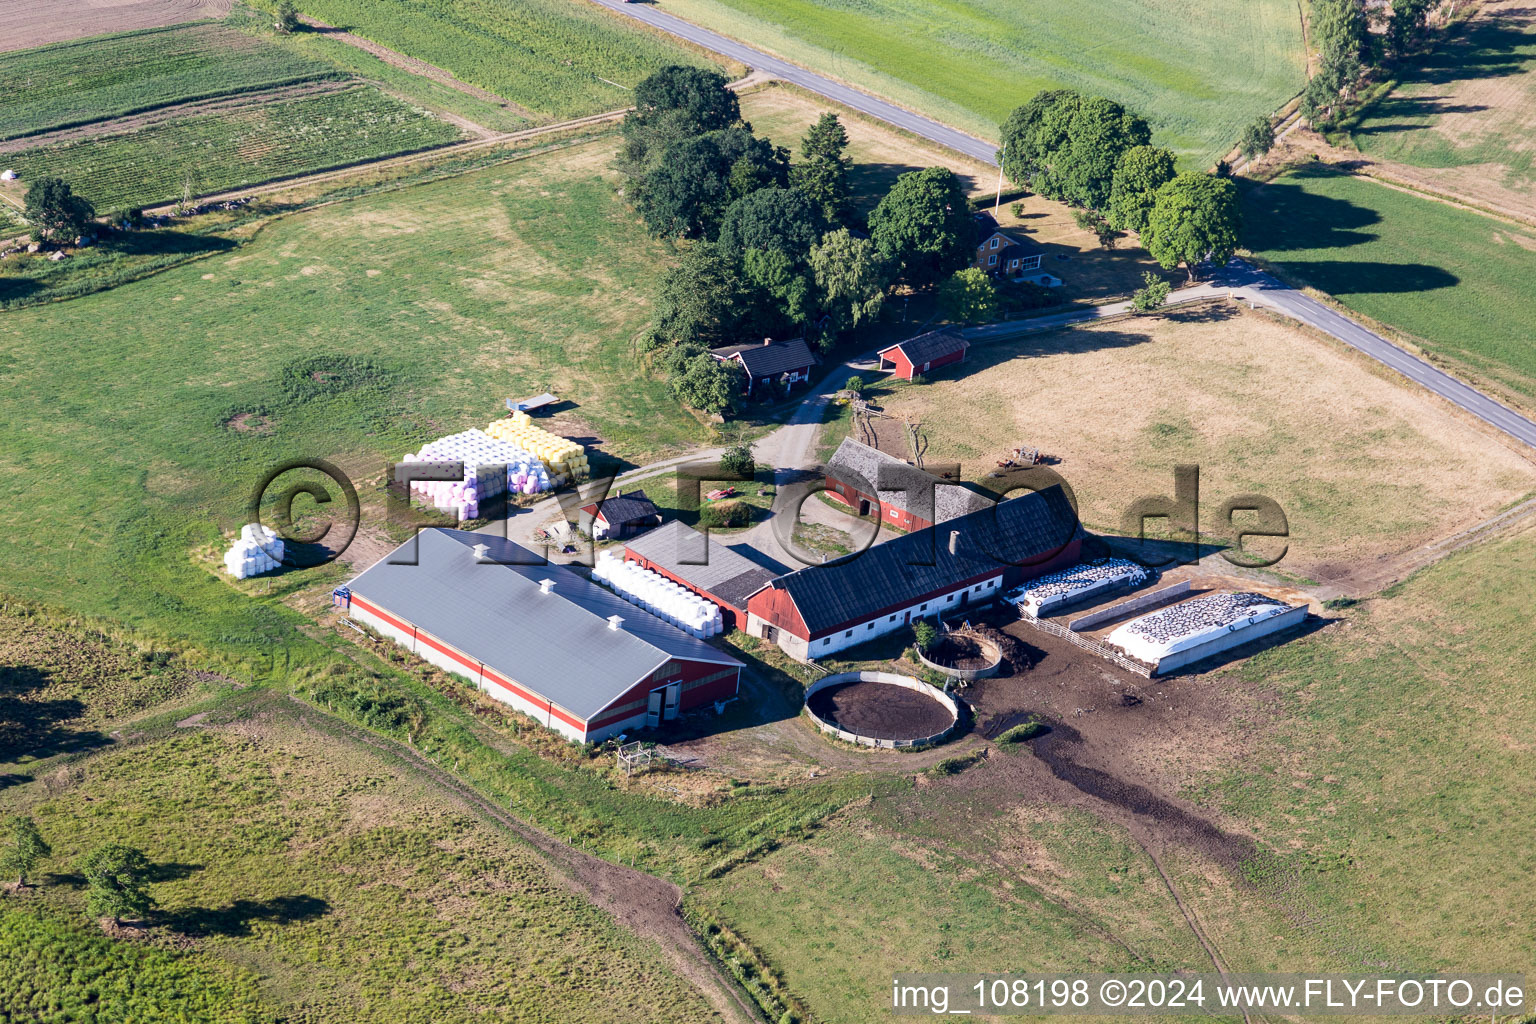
(0, 0, 232, 52)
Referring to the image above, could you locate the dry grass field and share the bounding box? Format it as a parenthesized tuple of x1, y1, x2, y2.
(0, 0, 231, 53)
(870, 304, 1536, 585)
(1345, 0, 1536, 221)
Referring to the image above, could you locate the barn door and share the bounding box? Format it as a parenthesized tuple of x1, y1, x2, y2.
(646, 690, 663, 728)
(663, 682, 682, 721)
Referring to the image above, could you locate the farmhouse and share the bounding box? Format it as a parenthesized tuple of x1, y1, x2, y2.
(711, 337, 817, 396)
(825, 437, 993, 532)
(973, 212, 1045, 278)
(746, 487, 1081, 660)
(624, 520, 778, 631)
(578, 489, 662, 540)
(342, 528, 741, 742)
(877, 329, 969, 381)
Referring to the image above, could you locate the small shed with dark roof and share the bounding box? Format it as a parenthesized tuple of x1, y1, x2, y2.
(710, 337, 817, 396)
(342, 528, 741, 741)
(624, 521, 778, 630)
(878, 329, 970, 380)
(578, 490, 662, 540)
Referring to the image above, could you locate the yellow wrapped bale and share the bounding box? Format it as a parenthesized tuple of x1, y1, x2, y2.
(485, 415, 589, 481)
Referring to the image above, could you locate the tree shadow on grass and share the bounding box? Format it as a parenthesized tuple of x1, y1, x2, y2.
(1242, 166, 1384, 252)
(0, 665, 111, 763)
(1278, 260, 1459, 295)
(158, 894, 331, 938)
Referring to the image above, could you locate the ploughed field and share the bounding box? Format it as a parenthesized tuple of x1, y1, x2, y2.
(651, 0, 1305, 165)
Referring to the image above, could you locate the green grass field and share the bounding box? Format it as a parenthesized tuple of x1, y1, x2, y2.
(0, 702, 723, 1022)
(1243, 163, 1536, 410)
(294, 0, 718, 120)
(658, 0, 1304, 166)
(0, 138, 708, 658)
(0, 22, 341, 142)
(7, 85, 464, 211)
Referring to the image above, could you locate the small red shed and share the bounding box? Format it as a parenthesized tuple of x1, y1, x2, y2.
(878, 330, 970, 381)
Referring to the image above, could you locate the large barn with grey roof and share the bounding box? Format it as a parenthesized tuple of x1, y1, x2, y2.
(340, 529, 741, 742)
(745, 487, 1081, 660)
(824, 437, 994, 533)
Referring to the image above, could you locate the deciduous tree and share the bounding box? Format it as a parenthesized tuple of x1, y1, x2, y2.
(618, 66, 742, 178)
(868, 167, 973, 287)
(1141, 172, 1242, 283)
(1131, 270, 1172, 314)
(81, 844, 155, 927)
(937, 267, 999, 324)
(670, 353, 742, 414)
(1, 815, 50, 889)
(1107, 145, 1176, 233)
(717, 187, 822, 258)
(810, 228, 887, 335)
(650, 241, 757, 349)
(24, 177, 95, 244)
(1238, 117, 1277, 162)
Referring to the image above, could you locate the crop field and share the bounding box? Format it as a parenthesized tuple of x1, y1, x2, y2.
(6, 85, 464, 211)
(0, 0, 231, 53)
(1344, 0, 1536, 220)
(0, 138, 709, 655)
(0, 702, 722, 1022)
(656, 0, 1304, 166)
(0, 22, 341, 142)
(294, 0, 718, 120)
(1243, 162, 1536, 412)
(858, 305, 1536, 588)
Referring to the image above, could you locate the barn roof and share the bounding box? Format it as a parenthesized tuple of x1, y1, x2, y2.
(880, 329, 969, 368)
(765, 487, 1080, 636)
(711, 337, 816, 378)
(625, 521, 777, 608)
(825, 437, 994, 524)
(347, 529, 739, 719)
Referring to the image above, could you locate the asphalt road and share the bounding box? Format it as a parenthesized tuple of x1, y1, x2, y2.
(586, 0, 1000, 164)
(595, 0, 1536, 453)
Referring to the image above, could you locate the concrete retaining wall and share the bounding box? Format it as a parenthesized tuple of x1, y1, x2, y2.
(1151, 604, 1309, 674)
(1068, 580, 1192, 632)
(916, 637, 1002, 682)
(803, 671, 961, 749)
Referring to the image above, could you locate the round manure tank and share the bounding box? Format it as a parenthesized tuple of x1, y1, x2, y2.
(804, 671, 960, 749)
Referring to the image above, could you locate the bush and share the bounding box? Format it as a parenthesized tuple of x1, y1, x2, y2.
(701, 499, 751, 528)
(843, 374, 865, 395)
(1010, 202, 1025, 218)
(719, 441, 755, 478)
(911, 620, 937, 651)
(931, 752, 983, 775)
(1131, 270, 1171, 314)
(996, 718, 1046, 744)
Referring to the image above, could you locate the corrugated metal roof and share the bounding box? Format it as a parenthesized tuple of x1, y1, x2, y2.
(625, 521, 777, 608)
(347, 529, 739, 720)
(826, 438, 995, 524)
(768, 487, 1080, 636)
(881, 329, 968, 368)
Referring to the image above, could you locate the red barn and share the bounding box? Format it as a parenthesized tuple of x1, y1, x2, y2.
(877, 330, 969, 381)
(824, 437, 993, 532)
(624, 521, 777, 631)
(342, 529, 741, 742)
(746, 487, 1081, 661)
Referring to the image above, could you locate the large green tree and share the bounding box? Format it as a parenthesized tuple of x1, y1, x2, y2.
(631, 133, 735, 238)
(998, 90, 1149, 209)
(868, 167, 973, 287)
(1140, 172, 1242, 282)
(618, 65, 742, 178)
(998, 89, 1081, 191)
(743, 248, 816, 329)
(670, 353, 742, 414)
(717, 187, 822, 257)
(81, 844, 156, 926)
(810, 227, 887, 335)
(937, 267, 998, 324)
(650, 241, 759, 350)
(1107, 145, 1176, 234)
(23, 177, 95, 244)
(1, 815, 50, 888)
(791, 112, 852, 223)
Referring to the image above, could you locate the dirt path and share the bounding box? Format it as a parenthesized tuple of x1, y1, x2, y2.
(284, 696, 758, 1024)
(299, 15, 537, 123)
(0, 80, 358, 154)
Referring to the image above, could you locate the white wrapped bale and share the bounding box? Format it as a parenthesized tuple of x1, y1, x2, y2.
(594, 557, 723, 637)
(405, 428, 554, 520)
(223, 523, 285, 579)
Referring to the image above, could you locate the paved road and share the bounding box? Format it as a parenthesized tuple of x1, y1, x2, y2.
(595, 0, 1536, 453)
(586, 0, 999, 165)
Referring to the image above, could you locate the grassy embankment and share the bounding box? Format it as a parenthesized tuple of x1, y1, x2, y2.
(1243, 162, 1536, 413)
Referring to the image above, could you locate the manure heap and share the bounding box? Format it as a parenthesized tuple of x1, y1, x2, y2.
(1010, 559, 1150, 617)
(594, 550, 724, 638)
(1106, 592, 1290, 663)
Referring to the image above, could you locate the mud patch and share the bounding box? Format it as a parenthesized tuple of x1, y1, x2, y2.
(808, 680, 953, 741)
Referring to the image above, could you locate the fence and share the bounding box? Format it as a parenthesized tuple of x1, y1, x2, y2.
(802, 671, 961, 749)
(1016, 615, 1154, 678)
